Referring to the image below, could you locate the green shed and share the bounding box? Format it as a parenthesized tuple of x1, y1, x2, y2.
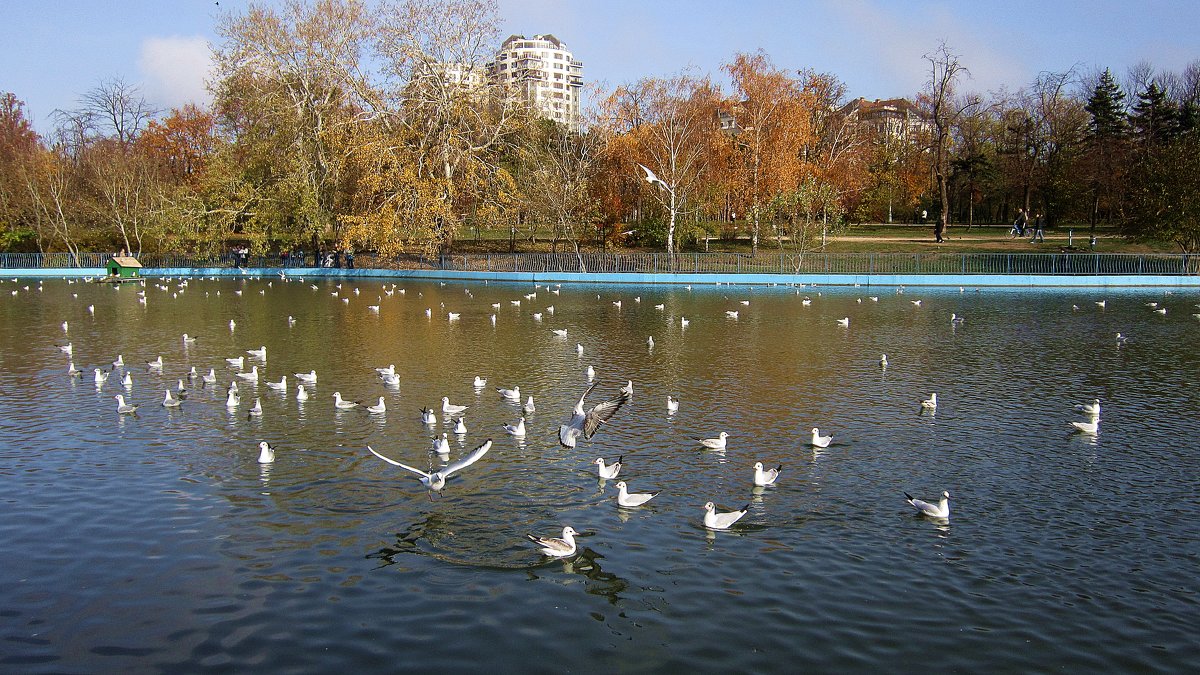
(106, 256, 142, 279)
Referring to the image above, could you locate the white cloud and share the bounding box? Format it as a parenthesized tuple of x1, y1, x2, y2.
(137, 36, 214, 111)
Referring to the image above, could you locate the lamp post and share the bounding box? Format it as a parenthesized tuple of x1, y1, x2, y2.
(638, 164, 677, 260)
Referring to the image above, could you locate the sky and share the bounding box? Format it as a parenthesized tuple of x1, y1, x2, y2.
(2, 0, 1198, 134)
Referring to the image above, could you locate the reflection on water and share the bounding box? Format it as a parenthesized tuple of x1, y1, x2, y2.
(1, 277, 1199, 671)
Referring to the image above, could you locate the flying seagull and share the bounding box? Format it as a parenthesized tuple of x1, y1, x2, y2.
(558, 381, 631, 448)
(368, 439, 493, 493)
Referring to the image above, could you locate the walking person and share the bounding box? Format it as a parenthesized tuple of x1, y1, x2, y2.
(1029, 212, 1045, 243)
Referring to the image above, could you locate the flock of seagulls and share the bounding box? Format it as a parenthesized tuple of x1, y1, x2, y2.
(26, 272, 1166, 562)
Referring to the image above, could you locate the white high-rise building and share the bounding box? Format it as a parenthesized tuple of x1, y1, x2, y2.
(487, 34, 583, 130)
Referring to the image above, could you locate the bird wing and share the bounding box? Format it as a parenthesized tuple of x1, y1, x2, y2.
(442, 439, 492, 478)
(582, 389, 631, 439)
(559, 425, 582, 448)
(367, 446, 430, 479)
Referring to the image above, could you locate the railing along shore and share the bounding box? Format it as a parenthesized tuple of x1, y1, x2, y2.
(2, 250, 1198, 276)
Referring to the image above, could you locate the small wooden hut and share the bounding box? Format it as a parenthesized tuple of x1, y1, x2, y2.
(106, 256, 142, 279)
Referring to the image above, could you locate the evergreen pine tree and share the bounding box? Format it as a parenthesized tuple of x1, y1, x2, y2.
(1130, 82, 1179, 145)
(1085, 69, 1126, 139)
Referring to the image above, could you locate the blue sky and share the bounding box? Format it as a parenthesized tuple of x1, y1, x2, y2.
(3, 0, 1197, 133)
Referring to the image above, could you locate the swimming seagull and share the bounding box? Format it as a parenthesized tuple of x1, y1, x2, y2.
(441, 397, 468, 415)
(1095, 300, 1106, 308)
(94, 368, 110, 386)
(295, 370, 317, 383)
(114, 395, 139, 414)
(249, 398, 263, 416)
(296, 385, 309, 402)
(503, 417, 526, 436)
(257, 441, 275, 464)
(453, 417, 467, 434)
(247, 346, 267, 359)
(615, 481, 659, 507)
(226, 389, 240, 408)
(334, 392, 359, 409)
(367, 397, 387, 414)
(836, 317, 850, 327)
(473, 375, 487, 388)
(527, 526, 579, 558)
(811, 427, 832, 448)
(1070, 419, 1099, 434)
(696, 432, 729, 449)
(182, 333, 197, 344)
(880, 354, 889, 368)
(666, 396, 680, 413)
(921, 393, 938, 410)
(368, 439, 493, 493)
(112, 355, 124, 368)
(236, 366, 260, 382)
(703, 502, 749, 530)
(523, 395, 536, 414)
(162, 390, 182, 408)
(1076, 399, 1101, 417)
(950, 313, 964, 325)
(585, 365, 595, 381)
(558, 382, 632, 448)
(753, 462, 782, 487)
(226, 356, 244, 369)
(905, 490, 950, 519)
(552, 329, 568, 337)
(122, 372, 133, 388)
(421, 407, 437, 424)
(595, 456, 622, 479)
(202, 368, 217, 384)
(497, 385, 520, 401)
(266, 376, 287, 391)
(433, 433, 451, 455)
(1115, 333, 1129, 346)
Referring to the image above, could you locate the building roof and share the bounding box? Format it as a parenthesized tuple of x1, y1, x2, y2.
(110, 256, 142, 268)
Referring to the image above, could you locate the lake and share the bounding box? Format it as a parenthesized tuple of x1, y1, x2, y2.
(1, 275, 1198, 672)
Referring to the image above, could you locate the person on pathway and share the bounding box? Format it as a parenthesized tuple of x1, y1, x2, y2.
(1029, 212, 1045, 243)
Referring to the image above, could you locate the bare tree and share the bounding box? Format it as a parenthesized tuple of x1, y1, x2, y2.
(920, 43, 978, 242)
(82, 77, 157, 147)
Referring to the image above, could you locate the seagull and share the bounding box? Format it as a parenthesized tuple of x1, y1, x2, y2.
(257, 441, 275, 464)
(680, 317, 689, 327)
(266, 376, 287, 391)
(753, 462, 782, 487)
(704, 502, 749, 530)
(906, 490, 950, 518)
(696, 432, 728, 449)
(162, 389, 182, 408)
(433, 433, 451, 455)
(57, 342, 73, 355)
(552, 329, 568, 337)
(1095, 300, 1106, 308)
(249, 397, 263, 416)
(380, 372, 401, 386)
(620, 380, 634, 400)
(473, 375, 487, 388)
(654, 304, 665, 310)
(1071, 419, 1099, 434)
(595, 456, 622, 479)
(585, 365, 595, 380)
(558, 382, 632, 448)
(836, 317, 849, 327)
(367, 396, 387, 414)
(725, 310, 739, 318)
(615, 481, 659, 507)
(182, 333, 197, 344)
(911, 300, 922, 307)
(921, 393, 938, 410)
(880, 354, 889, 368)
(503, 417, 526, 436)
(447, 312, 460, 321)
(421, 407, 437, 424)
(334, 392, 359, 409)
(61, 321, 69, 333)
(666, 396, 680, 413)
(811, 427, 832, 448)
(122, 372, 133, 388)
(236, 366, 260, 381)
(176, 379, 188, 397)
(1115, 332, 1129, 346)
(453, 417, 467, 434)
(114, 395, 138, 414)
(226, 356, 244, 369)
(368, 439, 492, 493)
(229, 319, 236, 331)
(441, 397, 468, 415)
(497, 385, 520, 401)
(638, 163, 668, 190)
(295, 370, 317, 383)
(202, 368, 217, 385)
(94, 368, 110, 386)
(66, 362, 82, 378)
(647, 336, 654, 348)
(523, 395, 536, 414)
(527, 526, 579, 558)
(1075, 399, 1101, 417)
(226, 389, 240, 408)
(296, 385, 309, 401)
(950, 313, 964, 325)
(576, 343, 584, 354)
(112, 355, 124, 368)
(247, 346, 267, 359)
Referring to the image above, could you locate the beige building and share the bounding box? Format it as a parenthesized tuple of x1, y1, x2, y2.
(837, 97, 929, 140)
(487, 34, 583, 130)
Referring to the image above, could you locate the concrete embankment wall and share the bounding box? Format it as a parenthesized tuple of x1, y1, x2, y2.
(5, 267, 1200, 288)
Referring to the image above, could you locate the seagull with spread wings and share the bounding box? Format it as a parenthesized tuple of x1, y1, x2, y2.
(368, 439, 493, 494)
(558, 382, 631, 448)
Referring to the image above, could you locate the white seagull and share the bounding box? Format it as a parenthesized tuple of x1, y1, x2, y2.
(1071, 419, 1099, 434)
(880, 354, 889, 368)
(114, 394, 139, 414)
(615, 481, 659, 507)
(296, 385, 309, 402)
(704, 502, 749, 530)
(247, 346, 267, 359)
(146, 356, 164, 371)
(921, 393, 938, 410)
(236, 366, 260, 382)
(1076, 399, 1101, 417)
(497, 385, 520, 401)
(527, 526, 580, 558)
(836, 317, 850, 327)
(226, 389, 240, 408)
(595, 456, 622, 479)
(257, 441, 275, 464)
(906, 490, 950, 519)
(249, 398, 263, 416)
(334, 392, 359, 409)
(666, 396, 680, 413)
(473, 375, 487, 388)
(367, 397, 387, 414)
(503, 417, 526, 436)
(162, 390, 182, 408)
(523, 395, 536, 414)
(753, 462, 782, 487)
(295, 370, 318, 383)
(811, 427, 832, 448)
(202, 368, 217, 384)
(368, 439, 493, 493)
(421, 407, 437, 424)
(266, 376, 287, 391)
(696, 432, 728, 449)
(453, 417, 467, 434)
(433, 433, 451, 455)
(558, 382, 632, 448)
(441, 397, 468, 415)
(226, 356, 244, 369)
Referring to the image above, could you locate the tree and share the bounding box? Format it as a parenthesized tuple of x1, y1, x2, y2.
(919, 44, 976, 242)
(1083, 68, 1127, 230)
(1122, 132, 1200, 253)
(1129, 82, 1179, 150)
(80, 77, 157, 148)
(517, 120, 601, 261)
(0, 93, 42, 249)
